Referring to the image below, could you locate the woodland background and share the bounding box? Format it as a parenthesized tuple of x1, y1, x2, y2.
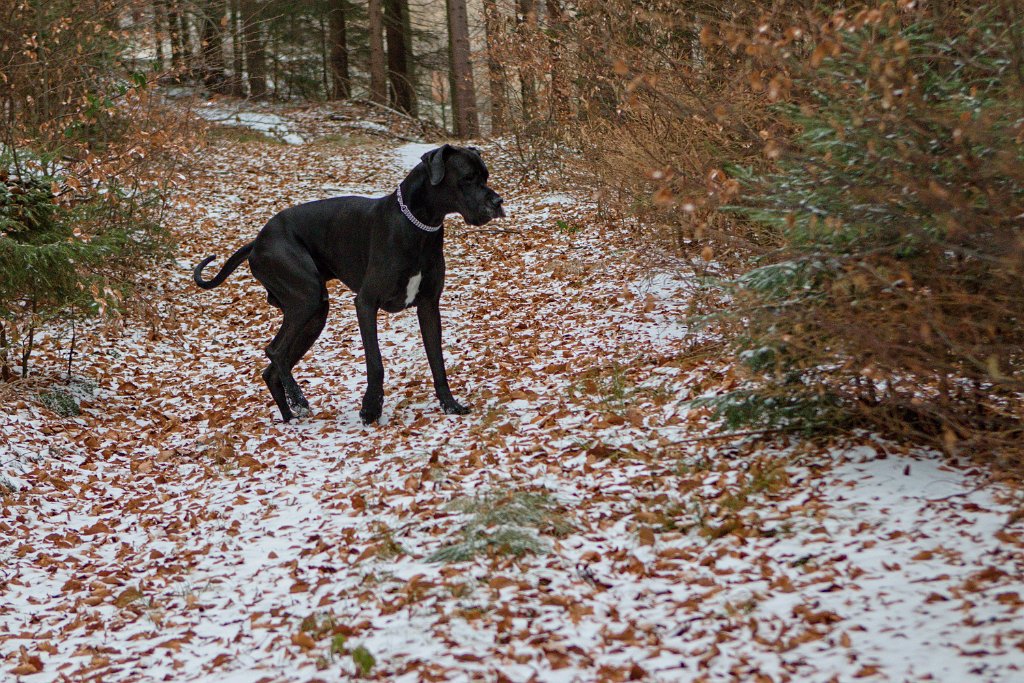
(2, 0, 1023, 467)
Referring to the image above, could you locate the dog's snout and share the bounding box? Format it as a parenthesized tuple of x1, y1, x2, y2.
(491, 195, 506, 218)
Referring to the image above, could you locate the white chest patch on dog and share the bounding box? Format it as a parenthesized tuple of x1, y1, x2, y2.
(405, 272, 422, 306)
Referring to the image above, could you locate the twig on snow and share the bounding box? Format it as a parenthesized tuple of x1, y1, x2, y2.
(457, 227, 523, 235)
(673, 428, 784, 444)
(325, 121, 423, 144)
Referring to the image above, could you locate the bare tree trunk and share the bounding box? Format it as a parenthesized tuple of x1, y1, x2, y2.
(154, 0, 166, 70)
(200, 0, 227, 92)
(446, 0, 479, 137)
(183, 8, 201, 80)
(20, 310, 34, 379)
(244, 0, 267, 98)
(545, 0, 570, 122)
(399, 0, 418, 117)
(230, 0, 244, 96)
(384, 0, 416, 115)
(166, 0, 186, 77)
(0, 322, 11, 382)
(482, 0, 507, 136)
(271, 25, 280, 97)
(517, 0, 537, 121)
(329, 0, 350, 99)
(367, 0, 388, 104)
(320, 13, 329, 97)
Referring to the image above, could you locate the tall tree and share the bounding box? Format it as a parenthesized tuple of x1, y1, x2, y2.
(165, 0, 186, 76)
(446, 0, 479, 137)
(153, 0, 166, 70)
(482, 0, 507, 135)
(200, 0, 227, 92)
(229, 0, 244, 96)
(516, 0, 537, 120)
(328, 0, 351, 99)
(398, 0, 417, 116)
(384, 0, 416, 115)
(367, 0, 388, 104)
(243, 0, 267, 97)
(545, 0, 570, 121)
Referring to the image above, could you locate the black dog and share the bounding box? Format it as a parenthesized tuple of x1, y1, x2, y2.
(193, 144, 504, 424)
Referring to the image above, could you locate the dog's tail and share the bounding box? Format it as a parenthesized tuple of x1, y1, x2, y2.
(193, 241, 255, 289)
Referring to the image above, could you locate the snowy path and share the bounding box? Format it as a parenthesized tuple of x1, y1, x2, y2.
(2, 110, 1022, 682)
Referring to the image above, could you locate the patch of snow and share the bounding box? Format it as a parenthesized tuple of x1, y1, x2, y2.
(536, 193, 579, 206)
(391, 142, 442, 172)
(195, 106, 305, 144)
(349, 120, 390, 134)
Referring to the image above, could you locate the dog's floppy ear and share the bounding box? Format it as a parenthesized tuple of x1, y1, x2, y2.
(421, 144, 452, 186)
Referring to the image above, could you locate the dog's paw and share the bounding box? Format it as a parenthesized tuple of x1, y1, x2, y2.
(360, 395, 383, 425)
(441, 400, 470, 416)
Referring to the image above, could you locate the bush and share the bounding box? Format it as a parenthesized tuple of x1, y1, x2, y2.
(0, 151, 170, 377)
(489, 0, 786, 257)
(717, 4, 1024, 464)
(38, 388, 81, 417)
(506, 1, 1024, 468)
(430, 490, 572, 563)
(0, 0, 182, 378)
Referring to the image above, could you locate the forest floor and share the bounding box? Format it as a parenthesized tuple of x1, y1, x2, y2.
(2, 100, 1023, 682)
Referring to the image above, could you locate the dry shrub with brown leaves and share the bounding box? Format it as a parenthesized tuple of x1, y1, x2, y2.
(486, 0, 799, 260)
(497, 0, 1024, 470)
(715, 2, 1024, 469)
(1, 0, 192, 379)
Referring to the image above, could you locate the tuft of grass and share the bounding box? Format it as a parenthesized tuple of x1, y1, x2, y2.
(313, 132, 378, 149)
(351, 644, 375, 677)
(368, 521, 405, 560)
(300, 612, 338, 638)
(303, 614, 372, 673)
(555, 218, 581, 235)
(430, 490, 573, 563)
(570, 363, 634, 413)
(38, 388, 80, 417)
(689, 388, 843, 435)
(206, 125, 283, 145)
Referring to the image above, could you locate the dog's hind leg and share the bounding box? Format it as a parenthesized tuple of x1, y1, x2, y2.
(251, 245, 326, 421)
(262, 294, 328, 420)
(271, 295, 329, 418)
(261, 364, 291, 421)
(260, 291, 293, 419)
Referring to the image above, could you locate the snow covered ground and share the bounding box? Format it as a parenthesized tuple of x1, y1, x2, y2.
(1, 107, 1022, 682)
(194, 104, 306, 144)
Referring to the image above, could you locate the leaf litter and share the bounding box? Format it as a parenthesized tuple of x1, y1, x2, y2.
(1, 103, 1023, 682)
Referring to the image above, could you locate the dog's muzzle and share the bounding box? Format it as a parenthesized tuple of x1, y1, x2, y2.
(490, 195, 505, 219)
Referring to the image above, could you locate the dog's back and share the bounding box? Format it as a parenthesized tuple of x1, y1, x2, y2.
(253, 195, 384, 292)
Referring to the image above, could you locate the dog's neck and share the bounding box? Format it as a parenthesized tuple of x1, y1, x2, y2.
(397, 171, 449, 231)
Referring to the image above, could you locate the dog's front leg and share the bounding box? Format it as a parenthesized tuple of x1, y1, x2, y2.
(417, 299, 469, 416)
(356, 296, 385, 424)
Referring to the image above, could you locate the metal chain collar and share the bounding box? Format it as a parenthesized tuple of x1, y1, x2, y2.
(397, 185, 443, 233)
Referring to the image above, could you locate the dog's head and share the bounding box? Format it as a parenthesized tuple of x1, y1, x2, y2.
(420, 144, 505, 226)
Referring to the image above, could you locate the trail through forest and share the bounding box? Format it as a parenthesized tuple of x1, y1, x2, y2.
(2, 105, 1022, 682)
